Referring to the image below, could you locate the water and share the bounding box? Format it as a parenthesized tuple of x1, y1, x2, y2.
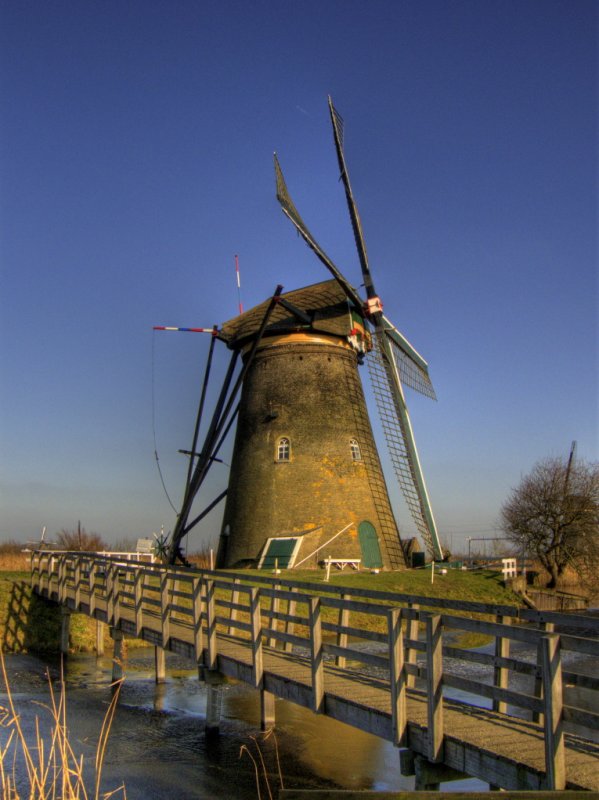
(1, 649, 488, 798)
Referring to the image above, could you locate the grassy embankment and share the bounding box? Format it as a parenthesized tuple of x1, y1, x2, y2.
(0, 547, 521, 655)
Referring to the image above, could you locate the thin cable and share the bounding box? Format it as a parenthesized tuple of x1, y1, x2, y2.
(151, 330, 179, 514)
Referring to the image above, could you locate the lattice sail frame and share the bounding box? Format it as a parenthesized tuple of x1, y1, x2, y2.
(367, 330, 440, 557)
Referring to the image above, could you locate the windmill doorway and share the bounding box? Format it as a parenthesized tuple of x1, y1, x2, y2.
(358, 521, 383, 568)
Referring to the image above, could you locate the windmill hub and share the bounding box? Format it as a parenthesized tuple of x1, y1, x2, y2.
(364, 296, 384, 317)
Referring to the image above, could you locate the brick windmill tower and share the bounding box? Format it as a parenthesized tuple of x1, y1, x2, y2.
(165, 98, 443, 569)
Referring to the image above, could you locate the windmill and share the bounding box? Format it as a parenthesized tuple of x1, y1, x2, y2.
(164, 97, 443, 567)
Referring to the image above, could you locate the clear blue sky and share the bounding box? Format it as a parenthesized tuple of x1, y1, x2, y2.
(1, 0, 596, 554)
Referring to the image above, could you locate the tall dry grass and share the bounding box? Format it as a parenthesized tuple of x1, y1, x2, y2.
(0, 652, 125, 799)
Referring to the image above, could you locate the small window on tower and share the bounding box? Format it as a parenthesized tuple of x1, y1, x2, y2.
(350, 438, 362, 461)
(277, 437, 290, 462)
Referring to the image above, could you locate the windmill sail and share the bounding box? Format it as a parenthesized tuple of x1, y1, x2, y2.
(328, 97, 375, 299)
(382, 320, 437, 400)
(368, 332, 441, 558)
(274, 154, 364, 310)
(328, 97, 444, 559)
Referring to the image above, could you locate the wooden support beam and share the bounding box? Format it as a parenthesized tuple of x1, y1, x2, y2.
(111, 627, 124, 683)
(95, 619, 105, 656)
(60, 607, 71, 655)
(426, 613, 443, 763)
(260, 690, 275, 730)
(205, 671, 223, 736)
(155, 646, 166, 684)
(309, 597, 324, 713)
(388, 607, 406, 747)
(540, 633, 565, 790)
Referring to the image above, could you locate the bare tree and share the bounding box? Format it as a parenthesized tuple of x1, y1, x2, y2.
(501, 456, 599, 588)
(56, 523, 107, 552)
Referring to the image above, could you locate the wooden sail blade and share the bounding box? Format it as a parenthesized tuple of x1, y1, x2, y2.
(274, 153, 364, 310)
(367, 333, 443, 560)
(328, 96, 375, 299)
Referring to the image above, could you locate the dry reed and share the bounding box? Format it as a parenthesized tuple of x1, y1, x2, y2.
(0, 651, 125, 799)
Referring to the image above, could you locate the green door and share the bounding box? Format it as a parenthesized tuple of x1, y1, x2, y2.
(260, 538, 297, 569)
(358, 521, 383, 568)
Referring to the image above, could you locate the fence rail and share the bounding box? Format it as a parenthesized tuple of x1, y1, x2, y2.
(30, 551, 599, 792)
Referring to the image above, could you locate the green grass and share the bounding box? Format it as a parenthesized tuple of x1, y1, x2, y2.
(242, 565, 521, 606)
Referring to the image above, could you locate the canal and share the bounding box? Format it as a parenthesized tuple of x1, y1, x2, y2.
(2, 648, 489, 798)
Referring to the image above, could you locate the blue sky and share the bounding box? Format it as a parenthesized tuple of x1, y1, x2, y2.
(1, 0, 596, 554)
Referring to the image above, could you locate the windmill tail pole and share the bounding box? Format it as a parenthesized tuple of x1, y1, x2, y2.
(167, 285, 284, 565)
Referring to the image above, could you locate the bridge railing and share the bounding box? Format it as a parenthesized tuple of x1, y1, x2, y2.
(31, 551, 599, 790)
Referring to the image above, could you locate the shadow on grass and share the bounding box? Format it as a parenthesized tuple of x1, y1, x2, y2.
(2, 580, 62, 654)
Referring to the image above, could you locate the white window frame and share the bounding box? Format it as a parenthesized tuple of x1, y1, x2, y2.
(350, 438, 362, 461)
(276, 436, 291, 462)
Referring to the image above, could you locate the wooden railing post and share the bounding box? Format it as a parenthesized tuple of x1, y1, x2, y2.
(493, 614, 510, 713)
(426, 613, 444, 762)
(160, 570, 170, 649)
(250, 587, 263, 687)
(112, 564, 121, 628)
(388, 607, 407, 746)
(74, 558, 82, 609)
(540, 633, 565, 790)
(192, 576, 203, 662)
(206, 579, 217, 670)
(89, 560, 96, 616)
(336, 593, 351, 668)
(106, 563, 115, 625)
(534, 620, 555, 723)
(406, 602, 420, 688)
(284, 586, 298, 653)
(58, 556, 66, 604)
(309, 597, 324, 712)
(268, 585, 280, 649)
(228, 578, 240, 636)
(134, 568, 144, 637)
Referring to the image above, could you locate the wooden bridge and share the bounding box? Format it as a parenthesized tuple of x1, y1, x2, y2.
(30, 552, 599, 792)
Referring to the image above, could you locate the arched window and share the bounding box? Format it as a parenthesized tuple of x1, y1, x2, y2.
(277, 437, 290, 462)
(350, 438, 362, 461)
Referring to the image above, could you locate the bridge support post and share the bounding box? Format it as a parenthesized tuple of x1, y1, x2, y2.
(110, 627, 125, 683)
(260, 690, 275, 731)
(414, 756, 467, 790)
(96, 620, 105, 656)
(205, 671, 223, 737)
(155, 646, 166, 684)
(60, 608, 71, 655)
